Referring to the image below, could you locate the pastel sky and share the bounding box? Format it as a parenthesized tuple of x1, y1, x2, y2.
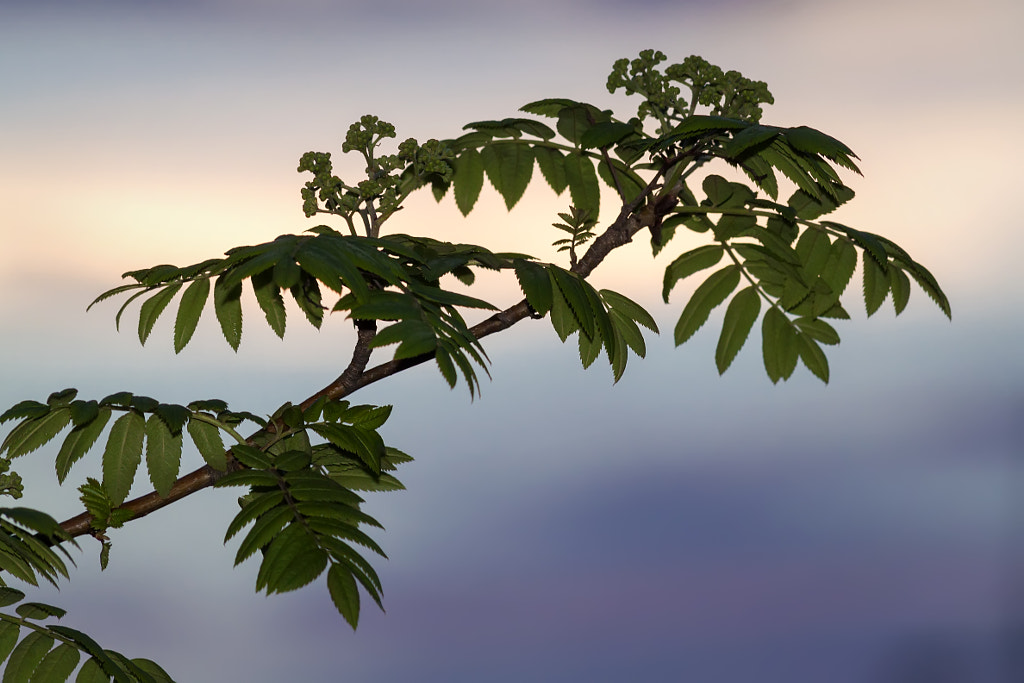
(1, 0, 1022, 681)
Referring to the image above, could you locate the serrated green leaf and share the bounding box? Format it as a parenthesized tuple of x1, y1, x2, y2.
(328, 564, 361, 630)
(550, 268, 596, 340)
(213, 275, 243, 351)
(480, 142, 533, 210)
(674, 265, 741, 346)
(0, 620, 19, 663)
(716, 286, 761, 374)
(862, 254, 889, 317)
(556, 106, 592, 144)
(533, 146, 567, 195)
(29, 643, 80, 683)
(514, 260, 553, 316)
(256, 524, 329, 594)
(547, 277, 579, 342)
(273, 258, 301, 290)
(820, 238, 857, 299)
(172, 278, 210, 353)
(793, 317, 840, 345)
(898, 257, 949, 318)
(252, 270, 287, 339)
(68, 400, 98, 427)
(580, 121, 635, 150)
(144, 415, 181, 499)
(229, 444, 273, 470)
(4, 631, 52, 683)
(577, 324, 603, 369)
(563, 152, 600, 219)
(74, 657, 109, 683)
(762, 307, 799, 383)
(0, 588, 25, 608)
(662, 245, 724, 302)
(137, 284, 182, 347)
(887, 265, 911, 315)
(795, 228, 831, 280)
(128, 658, 173, 683)
(796, 331, 830, 382)
(452, 148, 484, 216)
(101, 411, 145, 506)
(235, 506, 294, 565)
(600, 290, 658, 333)
(2, 409, 71, 459)
(186, 418, 225, 471)
(15, 602, 65, 620)
(608, 310, 645, 358)
(0, 402, 48, 425)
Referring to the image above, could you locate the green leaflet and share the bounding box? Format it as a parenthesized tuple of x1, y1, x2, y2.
(563, 152, 601, 219)
(56, 407, 111, 484)
(862, 253, 890, 317)
(556, 106, 593, 145)
(796, 331, 830, 383)
(235, 506, 294, 565)
(600, 289, 658, 333)
(0, 401, 48, 425)
(144, 415, 182, 499)
(514, 260, 553, 316)
(819, 238, 857, 300)
(214, 274, 243, 351)
(716, 286, 761, 374)
(723, 124, 779, 159)
(252, 270, 287, 339)
(674, 265, 741, 346)
(549, 267, 596, 341)
(889, 265, 911, 315)
(480, 142, 534, 210)
(328, 563, 360, 630)
(29, 643, 80, 681)
(101, 411, 145, 506)
(794, 317, 840, 345)
(5, 630, 53, 681)
(173, 278, 210, 353)
(186, 417, 226, 470)
(761, 307, 799, 383)
(580, 121, 635, 150)
(548, 277, 579, 342)
(1, 409, 71, 459)
(663, 244, 725, 302)
(795, 228, 831, 280)
(256, 524, 329, 594)
(137, 284, 182, 346)
(533, 146, 568, 195)
(452, 148, 484, 216)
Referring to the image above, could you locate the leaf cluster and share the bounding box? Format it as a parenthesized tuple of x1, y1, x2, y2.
(0, 587, 173, 682)
(216, 398, 410, 628)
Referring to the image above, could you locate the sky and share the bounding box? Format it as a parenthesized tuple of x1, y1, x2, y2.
(1, 0, 1023, 681)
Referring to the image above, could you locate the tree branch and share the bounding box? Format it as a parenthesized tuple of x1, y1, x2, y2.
(56, 153, 691, 542)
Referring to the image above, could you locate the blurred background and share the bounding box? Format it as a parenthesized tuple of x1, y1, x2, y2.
(1, 0, 1022, 681)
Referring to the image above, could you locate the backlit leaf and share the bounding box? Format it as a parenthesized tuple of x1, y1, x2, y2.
(716, 286, 761, 373)
(144, 415, 182, 499)
(186, 417, 226, 470)
(2, 409, 71, 459)
(662, 245, 724, 302)
(137, 284, 182, 346)
(674, 265, 741, 345)
(862, 254, 889, 317)
(252, 270, 287, 339)
(55, 407, 111, 484)
(563, 152, 600, 219)
(173, 278, 210, 353)
(213, 275, 243, 351)
(761, 307, 798, 383)
(328, 564, 361, 630)
(452, 148, 484, 216)
(101, 411, 145, 506)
